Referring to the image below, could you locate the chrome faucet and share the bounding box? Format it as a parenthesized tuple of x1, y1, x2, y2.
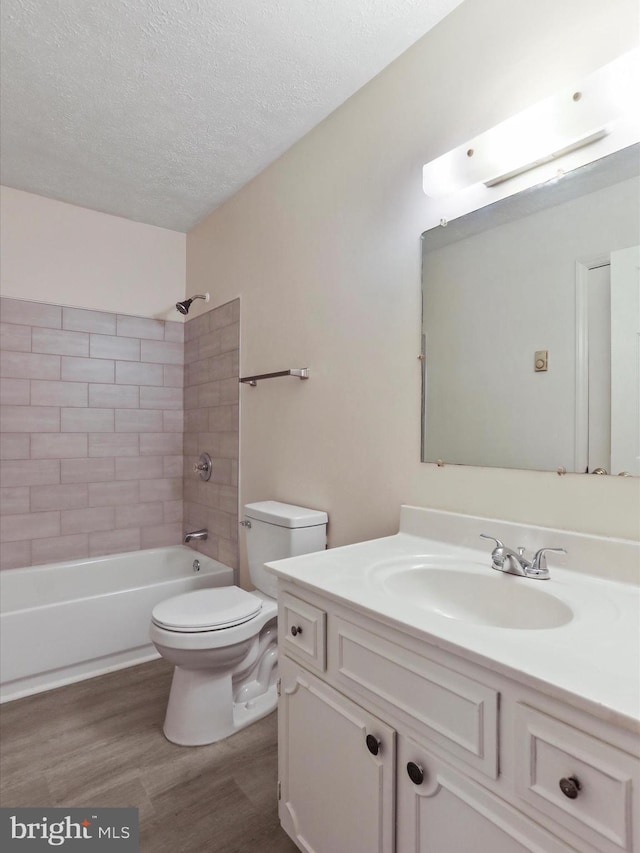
(479, 534, 566, 580)
(184, 529, 208, 543)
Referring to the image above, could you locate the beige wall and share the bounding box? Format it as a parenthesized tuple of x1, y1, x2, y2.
(187, 0, 640, 583)
(1, 187, 186, 320)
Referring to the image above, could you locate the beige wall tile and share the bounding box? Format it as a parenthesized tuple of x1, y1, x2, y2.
(0, 378, 30, 405)
(139, 386, 182, 409)
(139, 478, 182, 502)
(0, 301, 193, 566)
(61, 356, 115, 383)
(115, 361, 164, 386)
(140, 523, 182, 549)
(32, 328, 89, 357)
(88, 433, 139, 457)
(1, 322, 32, 352)
(163, 456, 183, 478)
(31, 380, 88, 407)
(31, 484, 89, 511)
(89, 383, 139, 408)
(31, 534, 89, 565)
(140, 339, 183, 365)
(164, 321, 184, 343)
(62, 306, 116, 335)
(61, 506, 115, 535)
(0, 300, 244, 567)
(1, 510, 60, 542)
(3, 455, 61, 491)
(162, 411, 183, 432)
(0, 434, 30, 460)
(114, 502, 163, 529)
(139, 432, 182, 455)
(88, 481, 139, 507)
(163, 500, 183, 524)
(61, 407, 114, 432)
(31, 434, 88, 459)
(1, 405, 60, 433)
(115, 409, 163, 432)
(89, 528, 141, 557)
(163, 365, 184, 387)
(0, 298, 61, 328)
(114, 456, 161, 480)
(116, 315, 164, 340)
(90, 333, 140, 361)
(61, 458, 115, 484)
(1, 486, 30, 515)
(1, 351, 60, 380)
(0, 540, 31, 570)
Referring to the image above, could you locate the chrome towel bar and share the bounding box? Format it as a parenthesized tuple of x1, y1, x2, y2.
(239, 368, 309, 387)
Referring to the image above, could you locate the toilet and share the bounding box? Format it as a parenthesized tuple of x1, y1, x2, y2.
(150, 501, 328, 746)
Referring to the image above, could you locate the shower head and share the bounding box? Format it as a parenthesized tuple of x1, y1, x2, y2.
(175, 293, 209, 315)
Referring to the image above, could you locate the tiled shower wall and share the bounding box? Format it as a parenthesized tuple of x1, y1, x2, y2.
(183, 299, 239, 570)
(0, 298, 185, 569)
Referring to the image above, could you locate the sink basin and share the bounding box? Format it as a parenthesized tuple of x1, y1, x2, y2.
(378, 566, 574, 629)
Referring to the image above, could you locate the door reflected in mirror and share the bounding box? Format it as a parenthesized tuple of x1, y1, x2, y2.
(421, 144, 640, 475)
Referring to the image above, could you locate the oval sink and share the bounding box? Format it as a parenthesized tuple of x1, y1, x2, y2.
(381, 568, 573, 629)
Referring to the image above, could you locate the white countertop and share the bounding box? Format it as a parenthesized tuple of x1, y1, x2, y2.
(266, 507, 640, 732)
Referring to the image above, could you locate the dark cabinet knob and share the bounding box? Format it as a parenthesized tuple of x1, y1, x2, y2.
(559, 776, 581, 799)
(290, 625, 303, 637)
(365, 734, 381, 756)
(406, 762, 425, 785)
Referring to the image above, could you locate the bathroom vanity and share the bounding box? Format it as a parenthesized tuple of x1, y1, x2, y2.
(266, 507, 640, 853)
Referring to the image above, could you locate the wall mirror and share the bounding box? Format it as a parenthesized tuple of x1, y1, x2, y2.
(421, 143, 640, 475)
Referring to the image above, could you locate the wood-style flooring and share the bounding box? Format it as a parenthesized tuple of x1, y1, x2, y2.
(0, 659, 299, 852)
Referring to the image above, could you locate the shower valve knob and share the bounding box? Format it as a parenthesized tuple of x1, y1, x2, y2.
(193, 452, 212, 481)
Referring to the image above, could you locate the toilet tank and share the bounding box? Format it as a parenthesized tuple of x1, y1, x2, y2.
(243, 501, 328, 598)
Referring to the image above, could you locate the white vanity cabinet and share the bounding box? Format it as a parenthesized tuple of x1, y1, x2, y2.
(278, 657, 396, 853)
(276, 584, 639, 853)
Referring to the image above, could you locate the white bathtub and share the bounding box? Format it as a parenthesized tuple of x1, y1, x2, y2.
(0, 546, 234, 703)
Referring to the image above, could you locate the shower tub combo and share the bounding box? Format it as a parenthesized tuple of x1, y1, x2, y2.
(0, 546, 233, 703)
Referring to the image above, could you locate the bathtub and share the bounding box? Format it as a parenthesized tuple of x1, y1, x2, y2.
(0, 546, 234, 703)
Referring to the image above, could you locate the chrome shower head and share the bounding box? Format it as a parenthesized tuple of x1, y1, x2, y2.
(175, 293, 209, 315)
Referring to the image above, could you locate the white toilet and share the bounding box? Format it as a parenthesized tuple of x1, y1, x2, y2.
(150, 501, 327, 746)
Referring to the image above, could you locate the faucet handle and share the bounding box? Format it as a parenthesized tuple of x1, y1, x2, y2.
(531, 547, 566, 570)
(480, 534, 504, 550)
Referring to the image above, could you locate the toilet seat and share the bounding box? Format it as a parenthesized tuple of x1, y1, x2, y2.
(152, 587, 263, 633)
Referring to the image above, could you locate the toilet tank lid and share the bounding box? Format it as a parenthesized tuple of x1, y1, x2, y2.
(244, 501, 328, 528)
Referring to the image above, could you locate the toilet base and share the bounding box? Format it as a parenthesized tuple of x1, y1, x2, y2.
(162, 664, 278, 746)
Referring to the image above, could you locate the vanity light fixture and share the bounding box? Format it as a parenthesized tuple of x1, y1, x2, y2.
(422, 48, 640, 198)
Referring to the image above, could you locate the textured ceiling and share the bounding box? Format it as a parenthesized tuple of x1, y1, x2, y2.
(0, 0, 463, 231)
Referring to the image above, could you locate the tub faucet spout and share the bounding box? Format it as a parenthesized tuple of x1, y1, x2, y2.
(184, 529, 208, 543)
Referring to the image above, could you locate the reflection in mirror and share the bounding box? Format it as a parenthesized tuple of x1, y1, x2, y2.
(421, 144, 640, 475)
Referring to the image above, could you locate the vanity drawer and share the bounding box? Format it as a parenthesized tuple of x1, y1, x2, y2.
(329, 616, 499, 778)
(514, 704, 639, 853)
(280, 592, 326, 672)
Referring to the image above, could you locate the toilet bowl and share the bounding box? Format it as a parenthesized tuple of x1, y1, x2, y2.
(150, 501, 327, 745)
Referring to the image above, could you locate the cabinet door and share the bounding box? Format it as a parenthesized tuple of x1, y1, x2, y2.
(397, 736, 572, 853)
(278, 657, 395, 853)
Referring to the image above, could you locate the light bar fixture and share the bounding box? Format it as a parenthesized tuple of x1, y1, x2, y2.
(423, 48, 640, 199)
